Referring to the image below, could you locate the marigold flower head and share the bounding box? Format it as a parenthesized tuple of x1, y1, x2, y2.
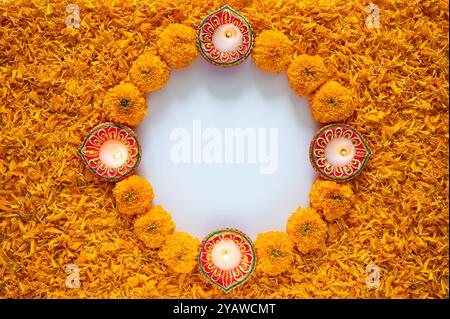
(287, 55, 327, 96)
(252, 30, 293, 73)
(254, 231, 294, 276)
(309, 80, 354, 123)
(102, 82, 147, 126)
(286, 207, 327, 254)
(113, 175, 154, 216)
(134, 206, 176, 249)
(157, 24, 198, 69)
(129, 52, 170, 93)
(310, 179, 354, 221)
(158, 232, 200, 274)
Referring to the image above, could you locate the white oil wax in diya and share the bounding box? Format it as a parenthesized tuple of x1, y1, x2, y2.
(211, 239, 242, 271)
(324, 137, 355, 167)
(212, 24, 243, 52)
(99, 139, 129, 169)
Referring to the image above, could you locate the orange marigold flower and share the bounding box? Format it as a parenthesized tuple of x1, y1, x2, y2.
(286, 207, 327, 254)
(129, 52, 170, 93)
(287, 55, 327, 96)
(134, 206, 176, 249)
(309, 179, 354, 221)
(102, 82, 147, 126)
(157, 24, 198, 69)
(113, 175, 154, 216)
(309, 80, 354, 123)
(254, 231, 294, 276)
(252, 30, 293, 73)
(158, 232, 200, 274)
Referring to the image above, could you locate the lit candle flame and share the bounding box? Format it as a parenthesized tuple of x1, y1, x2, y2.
(113, 151, 123, 161)
(222, 249, 230, 261)
(324, 137, 355, 167)
(211, 239, 242, 271)
(212, 24, 242, 52)
(99, 140, 129, 169)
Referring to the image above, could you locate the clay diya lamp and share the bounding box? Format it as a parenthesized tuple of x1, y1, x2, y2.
(78, 122, 142, 182)
(198, 228, 256, 292)
(197, 5, 253, 67)
(309, 123, 372, 182)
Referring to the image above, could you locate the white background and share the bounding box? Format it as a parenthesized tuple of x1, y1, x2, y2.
(137, 57, 319, 240)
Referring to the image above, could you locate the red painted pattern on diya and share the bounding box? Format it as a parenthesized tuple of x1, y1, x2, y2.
(198, 228, 256, 292)
(197, 5, 253, 67)
(309, 124, 372, 182)
(78, 122, 142, 182)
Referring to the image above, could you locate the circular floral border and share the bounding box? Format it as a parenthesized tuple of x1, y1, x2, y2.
(76, 5, 373, 292)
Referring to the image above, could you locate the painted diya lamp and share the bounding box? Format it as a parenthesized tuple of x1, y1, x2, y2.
(198, 228, 256, 292)
(309, 124, 372, 182)
(197, 5, 253, 67)
(78, 122, 142, 182)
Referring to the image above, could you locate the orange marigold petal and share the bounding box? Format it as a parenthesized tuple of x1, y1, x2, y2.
(103, 82, 147, 127)
(252, 30, 293, 73)
(157, 23, 198, 69)
(287, 55, 327, 96)
(129, 52, 170, 93)
(113, 175, 154, 216)
(286, 207, 328, 254)
(158, 232, 200, 274)
(254, 231, 294, 276)
(309, 179, 354, 221)
(309, 80, 354, 123)
(134, 205, 176, 249)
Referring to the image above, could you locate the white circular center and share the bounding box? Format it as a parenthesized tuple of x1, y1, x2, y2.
(324, 137, 355, 167)
(211, 239, 242, 270)
(137, 57, 319, 240)
(212, 24, 242, 53)
(99, 139, 128, 168)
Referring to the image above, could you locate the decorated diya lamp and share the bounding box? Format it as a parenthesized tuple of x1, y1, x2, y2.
(78, 122, 142, 182)
(309, 124, 372, 182)
(197, 5, 253, 67)
(198, 228, 256, 292)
